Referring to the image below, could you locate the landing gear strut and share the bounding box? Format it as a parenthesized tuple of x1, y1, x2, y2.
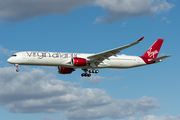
(81, 69, 99, 77)
(15, 64, 19, 72)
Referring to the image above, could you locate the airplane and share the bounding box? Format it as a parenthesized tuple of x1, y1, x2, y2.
(7, 37, 171, 77)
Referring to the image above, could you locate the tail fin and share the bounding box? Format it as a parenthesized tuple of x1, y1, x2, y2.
(142, 39, 164, 59)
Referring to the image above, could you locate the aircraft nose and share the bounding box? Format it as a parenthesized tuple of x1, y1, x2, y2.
(7, 57, 12, 63)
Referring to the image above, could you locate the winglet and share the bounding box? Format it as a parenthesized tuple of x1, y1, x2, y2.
(138, 37, 144, 42)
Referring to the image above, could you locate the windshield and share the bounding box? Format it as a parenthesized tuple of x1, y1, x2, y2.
(12, 54, 17, 57)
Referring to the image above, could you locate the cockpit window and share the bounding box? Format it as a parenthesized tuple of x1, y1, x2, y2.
(12, 54, 17, 57)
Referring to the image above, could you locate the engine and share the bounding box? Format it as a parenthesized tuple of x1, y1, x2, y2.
(72, 57, 87, 66)
(58, 66, 74, 74)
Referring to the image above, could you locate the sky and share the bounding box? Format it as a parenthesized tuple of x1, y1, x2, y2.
(0, 0, 179, 120)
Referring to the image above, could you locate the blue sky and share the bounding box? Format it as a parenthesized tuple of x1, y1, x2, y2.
(0, 0, 179, 120)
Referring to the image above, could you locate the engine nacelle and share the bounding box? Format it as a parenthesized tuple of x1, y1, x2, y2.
(72, 57, 87, 66)
(58, 66, 74, 74)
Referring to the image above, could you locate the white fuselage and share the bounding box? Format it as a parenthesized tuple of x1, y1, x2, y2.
(7, 51, 147, 69)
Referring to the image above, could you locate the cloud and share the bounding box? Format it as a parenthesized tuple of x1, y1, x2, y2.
(120, 87, 128, 91)
(0, 0, 94, 22)
(66, 96, 159, 120)
(161, 17, 170, 23)
(42, 116, 56, 120)
(0, 0, 174, 23)
(121, 22, 127, 27)
(0, 67, 159, 120)
(60, 114, 66, 120)
(0, 46, 16, 56)
(84, 74, 105, 84)
(139, 114, 180, 120)
(93, 0, 174, 23)
(108, 76, 124, 80)
(128, 117, 137, 120)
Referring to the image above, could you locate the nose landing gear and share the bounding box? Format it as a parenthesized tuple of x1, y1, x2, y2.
(14, 64, 19, 72)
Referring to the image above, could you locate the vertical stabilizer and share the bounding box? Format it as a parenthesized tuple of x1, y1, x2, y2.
(142, 39, 164, 59)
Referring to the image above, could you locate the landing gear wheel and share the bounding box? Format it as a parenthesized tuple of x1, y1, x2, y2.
(81, 73, 85, 77)
(16, 69, 19, 72)
(87, 74, 91, 77)
(89, 70, 93, 73)
(95, 70, 99, 73)
(85, 73, 91, 77)
(81, 73, 91, 77)
(89, 69, 99, 73)
(81, 69, 97, 77)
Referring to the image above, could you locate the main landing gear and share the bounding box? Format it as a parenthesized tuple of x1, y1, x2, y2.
(81, 69, 99, 77)
(14, 64, 19, 72)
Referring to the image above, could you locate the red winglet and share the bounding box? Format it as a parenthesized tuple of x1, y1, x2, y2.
(138, 37, 144, 42)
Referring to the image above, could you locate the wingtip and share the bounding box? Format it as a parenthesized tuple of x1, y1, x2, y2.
(138, 37, 144, 42)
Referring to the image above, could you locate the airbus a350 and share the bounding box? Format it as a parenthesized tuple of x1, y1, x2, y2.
(7, 37, 171, 77)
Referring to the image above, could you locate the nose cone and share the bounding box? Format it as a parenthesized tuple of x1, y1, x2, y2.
(7, 57, 12, 63)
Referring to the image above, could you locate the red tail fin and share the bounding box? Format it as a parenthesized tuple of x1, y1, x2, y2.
(142, 39, 164, 59)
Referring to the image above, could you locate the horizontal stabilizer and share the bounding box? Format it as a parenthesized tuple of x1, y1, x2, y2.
(150, 55, 172, 62)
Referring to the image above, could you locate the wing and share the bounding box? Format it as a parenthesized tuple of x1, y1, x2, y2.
(87, 37, 144, 67)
